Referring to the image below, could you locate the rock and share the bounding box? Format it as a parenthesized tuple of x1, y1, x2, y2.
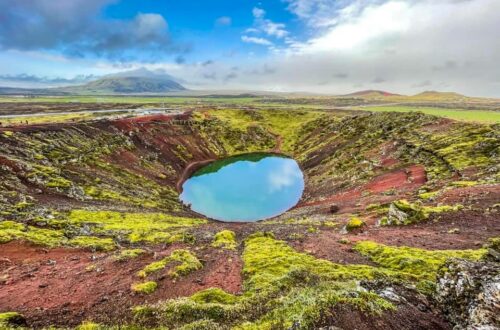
(329, 204, 340, 213)
(435, 259, 500, 329)
(378, 203, 409, 226)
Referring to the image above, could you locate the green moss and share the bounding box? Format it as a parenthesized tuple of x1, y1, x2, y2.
(2, 131, 14, 137)
(68, 236, 116, 251)
(354, 241, 486, 281)
(132, 281, 157, 294)
(345, 217, 365, 231)
(0, 221, 65, 247)
(212, 230, 237, 250)
(418, 191, 440, 200)
(243, 234, 372, 292)
(180, 319, 222, 330)
(0, 312, 24, 326)
(114, 249, 146, 261)
(76, 321, 102, 330)
(135, 235, 396, 329)
(450, 180, 480, 187)
(138, 249, 202, 279)
(46, 176, 72, 189)
(190, 288, 238, 305)
(380, 200, 463, 226)
(68, 210, 206, 244)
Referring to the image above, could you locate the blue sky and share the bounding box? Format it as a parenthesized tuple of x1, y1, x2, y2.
(0, 0, 499, 96)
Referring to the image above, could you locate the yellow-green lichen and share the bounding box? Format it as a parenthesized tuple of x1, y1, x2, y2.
(68, 210, 206, 244)
(345, 217, 365, 231)
(132, 281, 158, 294)
(114, 249, 146, 261)
(138, 249, 202, 279)
(0, 312, 24, 327)
(212, 230, 237, 250)
(354, 241, 486, 281)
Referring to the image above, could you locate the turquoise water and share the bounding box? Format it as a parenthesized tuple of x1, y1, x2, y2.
(180, 153, 304, 222)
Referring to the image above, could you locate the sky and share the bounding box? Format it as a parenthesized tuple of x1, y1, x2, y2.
(0, 0, 499, 96)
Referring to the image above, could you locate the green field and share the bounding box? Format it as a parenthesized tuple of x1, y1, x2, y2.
(354, 106, 500, 123)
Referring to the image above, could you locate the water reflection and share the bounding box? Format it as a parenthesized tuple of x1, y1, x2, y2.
(180, 153, 304, 222)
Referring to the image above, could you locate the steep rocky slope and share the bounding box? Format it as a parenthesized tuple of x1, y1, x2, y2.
(0, 108, 498, 329)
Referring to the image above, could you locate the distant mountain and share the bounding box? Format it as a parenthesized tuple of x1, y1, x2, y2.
(411, 91, 467, 101)
(60, 68, 186, 94)
(343, 90, 399, 98)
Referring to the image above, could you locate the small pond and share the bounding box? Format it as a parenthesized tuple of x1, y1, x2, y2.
(180, 153, 304, 222)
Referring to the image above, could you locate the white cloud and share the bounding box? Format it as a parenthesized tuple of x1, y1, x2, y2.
(241, 36, 273, 46)
(252, 7, 266, 19)
(268, 161, 302, 192)
(247, 7, 289, 40)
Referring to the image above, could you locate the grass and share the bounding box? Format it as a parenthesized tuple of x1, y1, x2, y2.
(0, 95, 260, 104)
(355, 106, 500, 123)
(0, 113, 94, 125)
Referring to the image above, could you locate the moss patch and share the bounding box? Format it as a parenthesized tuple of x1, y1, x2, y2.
(212, 230, 237, 250)
(132, 281, 158, 294)
(134, 233, 397, 329)
(345, 217, 365, 231)
(354, 241, 486, 281)
(138, 249, 202, 279)
(68, 210, 206, 244)
(114, 249, 146, 261)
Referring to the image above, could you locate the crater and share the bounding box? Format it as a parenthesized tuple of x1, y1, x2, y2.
(179, 153, 304, 222)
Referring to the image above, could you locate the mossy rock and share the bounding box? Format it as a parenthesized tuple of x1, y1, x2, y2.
(0, 312, 26, 327)
(345, 217, 365, 232)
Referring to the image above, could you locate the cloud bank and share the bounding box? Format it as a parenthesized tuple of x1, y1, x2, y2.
(0, 0, 187, 60)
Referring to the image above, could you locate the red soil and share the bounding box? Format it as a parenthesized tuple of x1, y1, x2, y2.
(298, 164, 426, 210)
(0, 242, 242, 328)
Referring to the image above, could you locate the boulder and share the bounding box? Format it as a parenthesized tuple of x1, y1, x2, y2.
(435, 259, 500, 329)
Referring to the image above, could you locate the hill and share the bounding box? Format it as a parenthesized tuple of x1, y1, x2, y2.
(60, 68, 186, 94)
(344, 90, 399, 98)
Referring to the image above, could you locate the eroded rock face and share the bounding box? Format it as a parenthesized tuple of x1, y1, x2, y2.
(435, 259, 500, 330)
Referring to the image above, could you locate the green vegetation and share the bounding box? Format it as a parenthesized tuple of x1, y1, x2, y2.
(76, 321, 104, 330)
(190, 288, 238, 305)
(67, 236, 116, 251)
(345, 217, 365, 231)
(0, 312, 24, 327)
(379, 200, 463, 226)
(135, 233, 400, 329)
(0, 210, 205, 249)
(114, 248, 147, 261)
(68, 210, 206, 244)
(138, 249, 202, 279)
(354, 241, 486, 282)
(131, 281, 158, 294)
(356, 106, 500, 123)
(212, 230, 237, 250)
